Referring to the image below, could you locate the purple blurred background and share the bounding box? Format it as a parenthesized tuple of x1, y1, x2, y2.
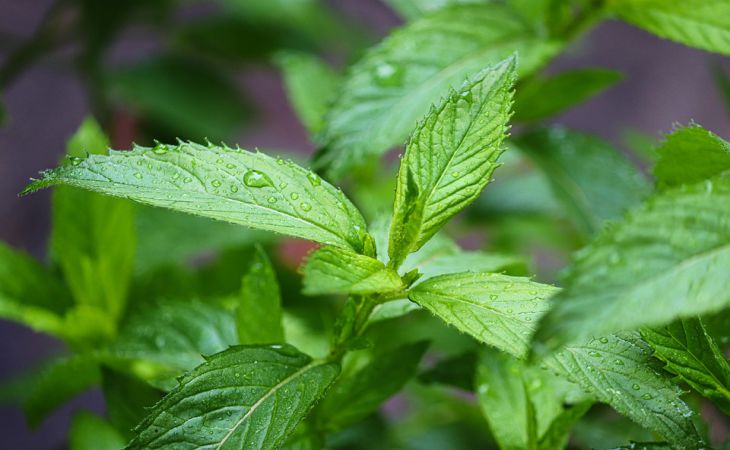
(1, 0, 729, 447)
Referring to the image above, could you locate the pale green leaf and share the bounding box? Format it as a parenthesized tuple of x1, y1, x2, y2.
(388, 58, 516, 267)
(315, 3, 561, 177)
(516, 127, 650, 235)
(383, 0, 487, 20)
(275, 51, 340, 135)
(237, 245, 285, 344)
(543, 332, 703, 449)
(653, 124, 730, 188)
(476, 347, 590, 450)
(70, 411, 126, 450)
(642, 318, 730, 414)
(52, 118, 136, 322)
(609, 0, 730, 55)
(0, 242, 72, 338)
(126, 345, 340, 450)
(514, 69, 622, 122)
(24, 141, 371, 253)
(408, 272, 557, 357)
(533, 176, 730, 351)
(302, 246, 404, 296)
(316, 340, 428, 431)
(111, 300, 238, 388)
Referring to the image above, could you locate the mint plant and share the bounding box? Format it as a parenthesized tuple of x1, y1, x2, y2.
(3, 0, 730, 449)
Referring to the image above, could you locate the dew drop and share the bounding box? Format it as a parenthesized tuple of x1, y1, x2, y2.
(230, 185, 239, 193)
(300, 202, 312, 212)
(152, 141, 168, 155)
(632, 383, 641, 390)
(374, 63, 403, 87)
(290, 192, 300, 200)
(226, 163, 236, 169)
(451, 171, 460, 178)
(243, 169, 273, 188)
(588, 351, 601, 358)
(489, 294, 498, 300)
(69, 156, 83, 166)
(279, 181, 288, 189)
(211, 179, 222, 187)
(268, 196, 277, 204)
(641, 393, 653, 400)
(172, 172, 180, 180)
(599, 337, 609, 344)
(459, 90, 473, 102)
(306, 172, 321, 187)
(614, 359, 624, 365)
(183, 177, 193, 183)
(133, 172, 143, 179)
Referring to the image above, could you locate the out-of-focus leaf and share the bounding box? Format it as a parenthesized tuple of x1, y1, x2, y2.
(107, 56, 250, 141)
(516, 127, 650, 235)
(388, 58, 516, 267)
(237, 246, 285, 344)
(316, 341, 429, 431)
(52, 118, 135, 327)
(110, 300, 238, 389)
(609, 0, 730, 55)
(653, 124, 730, 188)
(276, 51, 341, 135)
(315, 3, 561, 178)
(125, 345, 340, 450)
(533, 177, 730, 352)
(23, 355, 101, 427)
(714, 65, 730, 118)
(419, 352, 477, 390)
(383, 0, 488, 20)
(101, 368, 163, 439)
(69, 411, 126, 450)
(642, 318, 730, 414)
(302, 246, 404, 296)
(514, 69, 622, 122)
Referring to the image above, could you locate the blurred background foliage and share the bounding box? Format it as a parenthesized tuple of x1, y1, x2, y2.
(0, 0, 730, 449)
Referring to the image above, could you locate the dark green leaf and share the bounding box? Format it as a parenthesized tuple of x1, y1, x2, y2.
(642, 318, 730, 414)
(419, 352, 477, 391)
(610, 0, 730, 55)
(102, 368, 164, 439)
(237, 246, 285, 344)
(316, 3, 561, 177)
(388, 58, 516, 267)
(302, 246, 404, 296)
(516, 127, 650, 235)
(514, 69, 622, 122)
(714, 65, 730, 118)
(126, 345, 340, 450)
(24, 141, 371, 253)
(653, 124, 730, 188)
(533, 176, 730, 351)
(276, 52, 341, 135)
(316, 340, 428, 431)
(107, 56, 250, 141)
(70, 411, 126, 450)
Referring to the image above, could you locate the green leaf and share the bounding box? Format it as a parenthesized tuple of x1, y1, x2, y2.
(714, 65, 730, 118)
(23, 354, 101, 427)
(642, 318, 730, 414)
(237, 245, 285, 344)
(316, 3, 561, 178)
(316, 340, 428, 431)
(653, 125, 730, 188)
(533, 176, 730, 351)
(70, 411, 126, 450)
(408, 272, 557, 358)
(609, 0, 730, 55)
(275, 51, 341, 135)
(476, 347, 591, 450)
(111, 300, 238, 388)
(543, 332, 703, 449)
(416, 251, 527, 281)
(107, 56, 250, 141)
(24, 141, 371, 253)
(302, 246, 404, 296)
(388, 57, 516, 267)
(102, 368, 164, 439)
(52, 118, 136, 323)
(419, 351, 477, 390)
(513, 69, 622, 122)
(516, 127, 650, 235)
(134, 205, 271, 274)
(383, 0, 488, 20)
(0, 242, 72, 337)
(126, 345, 340, 450)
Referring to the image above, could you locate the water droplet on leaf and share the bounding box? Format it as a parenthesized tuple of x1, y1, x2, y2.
(243, 169, 273, 188)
